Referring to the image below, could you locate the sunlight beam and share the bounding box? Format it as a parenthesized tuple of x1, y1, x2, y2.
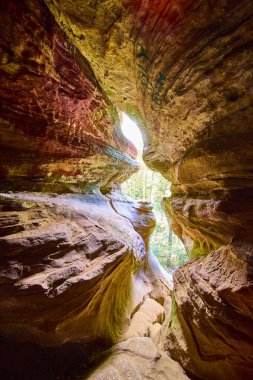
(121, 112, 143, 153)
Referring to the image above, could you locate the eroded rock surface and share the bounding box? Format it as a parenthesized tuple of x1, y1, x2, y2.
(1, 0, 253, 379)
(0, 191, 173, 378)
(106, 189, 156, 251)
(167, 243, 253, 379)
(0, 0, 138, 192)
(85, 337, 189, 380)
(44, 1, 253, 377)
(0, 191, 155, 345)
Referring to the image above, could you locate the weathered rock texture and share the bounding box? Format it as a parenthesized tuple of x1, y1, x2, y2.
(1, 0, 253, 379)
(107, 189, 156, 251)
(0, 191, 167, 345)
(167, 243, 253, 380)
(0, 191, 172, 379)
(85, 337, 189, 380)
(0, 0, 138, 192)
(43, 1, 253, 378)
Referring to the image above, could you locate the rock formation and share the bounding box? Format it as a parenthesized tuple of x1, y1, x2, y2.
(167, 243, 253, 380)
(0, 192, 143, 345)
(0, 190, 175, 378)
(0, 0, 138, 193)
(85, 337, 188, 380)
(1, 0, 253, 379)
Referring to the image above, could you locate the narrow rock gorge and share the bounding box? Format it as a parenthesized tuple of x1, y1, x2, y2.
(0, 1, 253, 379)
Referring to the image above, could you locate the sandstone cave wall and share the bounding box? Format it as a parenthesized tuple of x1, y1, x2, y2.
(43, 1, 253, 378)
(0, 0, 138, 193)
(1, 1, 253, 379)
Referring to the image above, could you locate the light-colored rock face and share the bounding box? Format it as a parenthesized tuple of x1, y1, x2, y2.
(0, 189, 173, 378)
(42, 2, 253, 378)
(45, 0, 253, 167)
(85, 337, 189, 380)
(106, 189, 156, 251)
(1, 1, 253, 379)
(0, 191, 165, 346)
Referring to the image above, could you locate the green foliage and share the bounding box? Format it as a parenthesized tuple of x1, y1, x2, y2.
(121, 159, 188, 269)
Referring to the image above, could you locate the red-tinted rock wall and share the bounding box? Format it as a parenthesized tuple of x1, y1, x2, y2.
(44, 1, 253, 378)
(1, 1, 253, 379)
(0, 0, 138, 192)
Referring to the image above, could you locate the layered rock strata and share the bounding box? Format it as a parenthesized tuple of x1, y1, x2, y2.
(44, 1, 253, 378)
(0, 0, 253, 379)
(167, 243, 253, 380)
(0, 191, 167, 345)
(0, 0, 138, 192)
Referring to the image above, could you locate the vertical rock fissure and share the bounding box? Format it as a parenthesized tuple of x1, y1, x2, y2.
(1, 1, 253, 379)
(120, 112, 187, 269)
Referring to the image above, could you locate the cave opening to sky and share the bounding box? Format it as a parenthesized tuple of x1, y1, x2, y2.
(120, 113, 187, 269)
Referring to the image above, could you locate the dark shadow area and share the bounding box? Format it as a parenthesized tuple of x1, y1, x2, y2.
(0, 336, 110, 380)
